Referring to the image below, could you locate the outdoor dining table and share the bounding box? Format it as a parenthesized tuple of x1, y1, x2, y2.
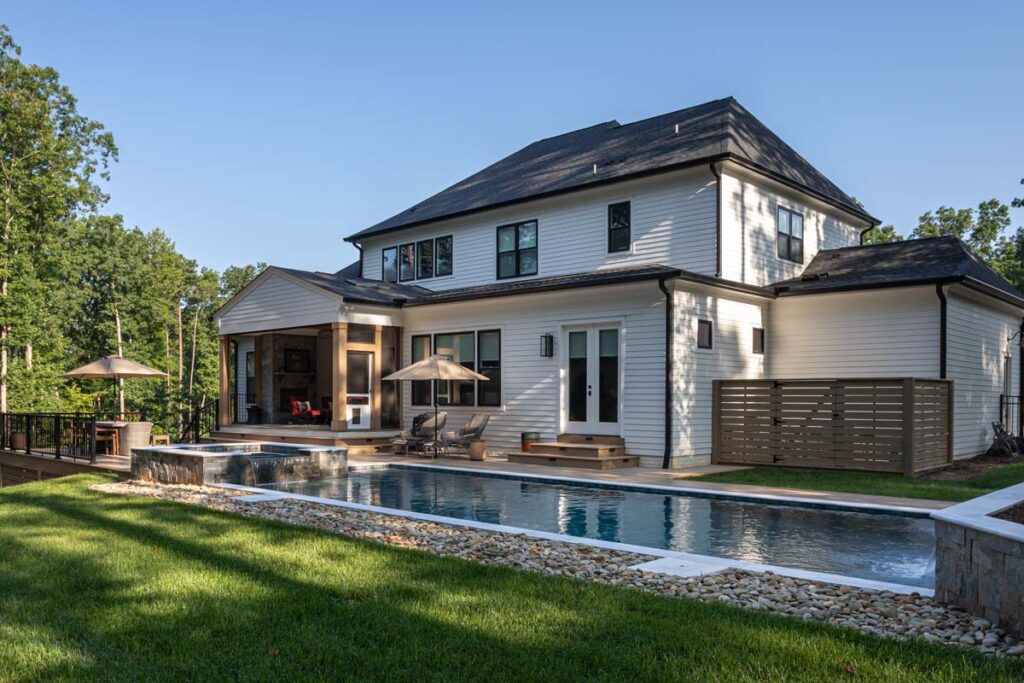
(95, 421, 128, 456)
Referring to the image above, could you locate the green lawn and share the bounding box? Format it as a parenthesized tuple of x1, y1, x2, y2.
(1, 476, 1021, 682)
(691, 461, 1024, 502)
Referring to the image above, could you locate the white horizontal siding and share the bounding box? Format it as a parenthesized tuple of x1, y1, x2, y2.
(768, 287, 940, 378)
(360, 169, 716, 290)
(946, 292, 1021, 458)
(670, 287, 767, 466)
(217, 271, 341, 334)
(720, 170, 862, 286)
(399, 283, 667, 462)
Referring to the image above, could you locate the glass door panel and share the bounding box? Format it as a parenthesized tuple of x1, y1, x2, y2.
(598, 329, 619, 423)
(564, 325, 620, 435)
(346, 351, 372, 429)
(568, 331, 589, 424)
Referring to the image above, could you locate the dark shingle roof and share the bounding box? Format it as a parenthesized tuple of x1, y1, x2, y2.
(773, 236, 1024, 306)
(336, 260, 361, 278)
(276, 267, 427, 306)
(347, 97, 875, 242)
(404, 265, 681, 306)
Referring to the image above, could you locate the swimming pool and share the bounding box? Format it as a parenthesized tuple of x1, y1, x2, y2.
(263, 464, 936, 588)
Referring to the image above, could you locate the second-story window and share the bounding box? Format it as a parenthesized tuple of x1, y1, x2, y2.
(382, 247, 398, 283)
(399, 243, 416, 281)
(608, 201, 631, 253)
(417, 239, 434, 279)
(497, 220, 538, 279)
(777, 206, 804, 263)
(436, 236, 453, 276)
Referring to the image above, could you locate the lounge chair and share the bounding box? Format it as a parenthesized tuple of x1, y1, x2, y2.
(440, 414, 490, 456)
(393, 412, 448, 457)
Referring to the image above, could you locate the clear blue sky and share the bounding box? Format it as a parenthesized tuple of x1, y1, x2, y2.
(5, 1, 1023, 272)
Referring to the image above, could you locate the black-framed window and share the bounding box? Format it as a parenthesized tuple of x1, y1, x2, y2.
(399, 243, 416, 281)
(436, 235, 453, 276)
(477, 330, 501, 406)
(497, 220, 538, 279)
(416, 239, 434, 279)
(777, 206, 804, 263)
(608, 201, 631, 253)
(382, 247, 398, 283)
(697, 319, 713, 349)
(411, 335, 431, 405)
(752, 327, 765, 355)
(435, 332, 475, 405)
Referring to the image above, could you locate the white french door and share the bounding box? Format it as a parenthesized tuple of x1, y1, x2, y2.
(563, 324, 621, 435)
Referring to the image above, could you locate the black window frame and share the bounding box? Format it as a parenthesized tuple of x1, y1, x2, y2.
(434, 331, 476, 406)
(381, 246, 398, 283)
(477, 329, 502, 407)
(777, 206, 804, 264)
(410, 334, 432, 406)
(398, 243, 416, 281)
(435, 235, 453, 277)
(607, 201, 631, 253)
(752, 327, 765, 355)
(697, 319, 713, 350)
(416, 239, 434, 279)
(496, 220, 538, 279)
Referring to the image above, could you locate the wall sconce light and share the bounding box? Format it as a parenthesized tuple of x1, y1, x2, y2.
(540, 333, 554, 357)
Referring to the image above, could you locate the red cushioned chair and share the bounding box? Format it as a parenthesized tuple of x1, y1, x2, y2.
(289, 396, 321, 423)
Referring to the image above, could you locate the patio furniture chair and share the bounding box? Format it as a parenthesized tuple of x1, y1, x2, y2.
(289, 396, 322, 423)
(121, 421, 153, 456)
(405, 412, 448, 457)
(440, 414, 490, 457)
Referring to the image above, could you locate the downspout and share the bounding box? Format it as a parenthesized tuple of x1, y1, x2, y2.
(355, 244, 364, 278)
(859, 223, 877, 245)
(658, 277, 674, 469)
(710, 163, 722, 277)
(936, 284, 947, 379)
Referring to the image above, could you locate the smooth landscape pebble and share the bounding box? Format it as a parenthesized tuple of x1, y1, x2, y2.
(94, 480, 1023, 658)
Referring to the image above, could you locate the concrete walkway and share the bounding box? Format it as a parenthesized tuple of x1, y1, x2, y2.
(347, 453, 952, 510)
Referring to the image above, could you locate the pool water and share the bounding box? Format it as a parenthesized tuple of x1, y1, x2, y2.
(266, 465, 936, 588)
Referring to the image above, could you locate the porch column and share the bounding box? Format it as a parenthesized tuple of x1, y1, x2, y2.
(370, 325, 382, 428)
(330, 323, 348, 431)
(218, 335, 231, 426)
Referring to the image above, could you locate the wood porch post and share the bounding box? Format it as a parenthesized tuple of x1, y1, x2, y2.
(218, 335, 231, 426)
(371, 325, 383, 430)
(330, 323, 348, 431)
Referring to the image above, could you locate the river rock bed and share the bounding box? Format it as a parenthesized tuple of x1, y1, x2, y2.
(95, 480, 1024, 658)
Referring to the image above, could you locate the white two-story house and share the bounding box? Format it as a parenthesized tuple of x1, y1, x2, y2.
(213, 97, 1024, 468)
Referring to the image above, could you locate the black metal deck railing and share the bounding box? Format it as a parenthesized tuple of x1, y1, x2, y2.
(0, 412, 99, 463)
(1000, 394, 1021, 437)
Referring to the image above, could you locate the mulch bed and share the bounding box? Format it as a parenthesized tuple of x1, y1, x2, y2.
(993, 503, 1024, 525)
(922, 454, 1020, 482)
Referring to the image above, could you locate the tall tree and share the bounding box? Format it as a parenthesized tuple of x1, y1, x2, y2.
(0, 25, 116, 411)
(861, 224, 903, 245)
(911, 200, 1011, 261)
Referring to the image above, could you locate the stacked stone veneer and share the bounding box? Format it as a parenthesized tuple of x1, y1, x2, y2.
(132, 443, 347, 487)
(935, 518, 1024, 637)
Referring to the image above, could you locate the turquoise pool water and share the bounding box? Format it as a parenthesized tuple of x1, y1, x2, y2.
(265, 465, 936, 588)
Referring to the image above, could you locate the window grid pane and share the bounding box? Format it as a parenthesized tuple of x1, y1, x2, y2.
(417, 239, 434, 279)
(435, 236, 453, 276)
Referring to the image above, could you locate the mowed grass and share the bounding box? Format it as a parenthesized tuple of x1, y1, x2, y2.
(691, 461, 1024, 502)
(1, 476, 1021, 682)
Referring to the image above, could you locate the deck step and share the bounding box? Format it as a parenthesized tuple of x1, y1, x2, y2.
(556, 434, 625, 447)
(529, 442, 621, 458)
(507, 452, 639, 470)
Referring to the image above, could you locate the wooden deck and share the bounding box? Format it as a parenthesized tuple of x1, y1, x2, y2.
(0, 448, 130, 488)
(207, 424, 402, 456)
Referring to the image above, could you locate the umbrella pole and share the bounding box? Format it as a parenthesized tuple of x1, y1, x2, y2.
(433, 380, 438, 459)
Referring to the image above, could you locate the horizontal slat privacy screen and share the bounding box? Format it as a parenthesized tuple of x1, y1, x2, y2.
(712, 378, 952, 476)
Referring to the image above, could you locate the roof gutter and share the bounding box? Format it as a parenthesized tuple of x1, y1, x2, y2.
(658, 276, 674, 469)
(859, 223, 878, 245)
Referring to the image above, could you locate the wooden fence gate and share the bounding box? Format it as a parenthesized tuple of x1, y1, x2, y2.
(711, 378, 953, 476)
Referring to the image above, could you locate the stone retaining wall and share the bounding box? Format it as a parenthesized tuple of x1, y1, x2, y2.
(934, 483, 1024, 637)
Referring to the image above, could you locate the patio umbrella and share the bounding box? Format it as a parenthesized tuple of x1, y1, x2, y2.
(384, 354, 488, 456)
(62, 355, 168, 416)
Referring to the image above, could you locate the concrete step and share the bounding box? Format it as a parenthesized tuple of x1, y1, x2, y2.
(507, 451, 639, 470)
(557, 434, 625, 447)
(529, 442, 622, 458)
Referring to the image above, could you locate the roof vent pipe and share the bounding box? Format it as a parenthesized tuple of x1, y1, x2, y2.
(592, 163, 598, 175)
(674, 123, 680, 135)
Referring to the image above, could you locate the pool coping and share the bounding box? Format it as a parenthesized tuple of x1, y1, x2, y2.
(212, 461, 936, 596)
(930, 481, 1024, 543)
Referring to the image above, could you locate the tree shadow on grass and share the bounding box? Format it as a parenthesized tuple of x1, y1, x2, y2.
(0, 476, 1020, 682)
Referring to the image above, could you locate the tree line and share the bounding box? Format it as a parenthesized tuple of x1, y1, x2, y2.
(862, 187, 1024, 290)
(1, 25, 263, 435)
